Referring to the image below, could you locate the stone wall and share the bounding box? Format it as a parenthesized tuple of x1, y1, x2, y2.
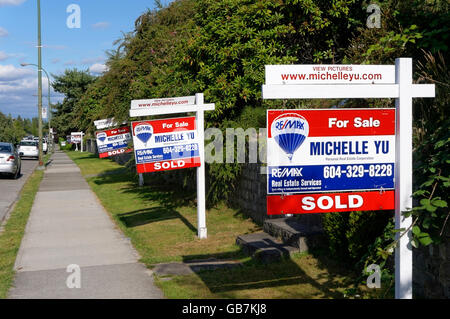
(231, 163, 268, 225)
(231, 163, 323, 229)
(413, 225, 450, 298)
(86, 139, 98, 155)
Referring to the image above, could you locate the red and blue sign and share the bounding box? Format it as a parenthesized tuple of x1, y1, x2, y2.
(131, 116, 200, 173)
(267, 108, 396, 214)
(96, 126, 133, 158)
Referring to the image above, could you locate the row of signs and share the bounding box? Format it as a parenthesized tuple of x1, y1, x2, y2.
(95, 116, 200, 173)
(92, 64, 400, 216)
(94, 107, 395, 214)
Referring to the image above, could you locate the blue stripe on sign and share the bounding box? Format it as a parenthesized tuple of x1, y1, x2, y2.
(98, 141, 129, 153)
(135, 143, 199, 164)
(268, 163, 395, 194)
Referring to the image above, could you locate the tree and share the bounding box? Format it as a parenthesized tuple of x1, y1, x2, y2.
(51, 69, 97, 137)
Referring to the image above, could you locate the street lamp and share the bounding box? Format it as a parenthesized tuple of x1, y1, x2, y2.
(21, 62, 53, 153)
(22, 0, 43, 167)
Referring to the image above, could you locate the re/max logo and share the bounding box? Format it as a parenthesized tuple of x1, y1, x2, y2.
(271, 167, 303, 178)
(275, 120, 305, 130)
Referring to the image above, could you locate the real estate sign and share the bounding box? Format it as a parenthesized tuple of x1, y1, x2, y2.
(131, 116, 200, 173)
(266, 108, 396, 214)
(265, 64, 395, 85)
(96, 125, 132, 158)
(70, 132, 82, 144)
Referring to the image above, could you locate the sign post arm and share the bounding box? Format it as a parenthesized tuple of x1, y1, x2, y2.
(196, 93, 207, 239)
(394, 57, 413, 299)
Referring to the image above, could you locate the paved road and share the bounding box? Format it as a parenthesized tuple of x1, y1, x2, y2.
(8, 151, 163, 299)
(0, 159, 39, 224)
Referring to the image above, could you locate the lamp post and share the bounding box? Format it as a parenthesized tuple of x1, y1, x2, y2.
(21, 63, 53, 153)
(35, 0, 43, 166)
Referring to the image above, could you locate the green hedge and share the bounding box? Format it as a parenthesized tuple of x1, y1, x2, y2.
(322, 210, 393, 265)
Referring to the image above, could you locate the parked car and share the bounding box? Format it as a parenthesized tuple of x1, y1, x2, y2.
(43, 138, 48, 154)
(17, 140, 39, 159)
(0, 142, 21, 179)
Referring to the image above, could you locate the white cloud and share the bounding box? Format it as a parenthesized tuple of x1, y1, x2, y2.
(0, 65, 62, 117)
(0, 27, 8, 37)
(89, 63, 108, 74)
(92, 22, 110, 29)
(0, 64, 33, 81)
(0, 0, 26, 7)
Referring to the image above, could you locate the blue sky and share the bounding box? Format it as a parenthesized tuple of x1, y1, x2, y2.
(0, 0, 168, 118)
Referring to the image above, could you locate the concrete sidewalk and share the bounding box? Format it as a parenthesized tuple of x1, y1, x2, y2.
(8, 151, 164, 299)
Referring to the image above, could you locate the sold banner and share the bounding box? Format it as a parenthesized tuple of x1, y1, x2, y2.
(96, 125, 132, 158)
(131, 116, 200, 173)
(266, 108, 396, 215)
(267, 190, 395, 215)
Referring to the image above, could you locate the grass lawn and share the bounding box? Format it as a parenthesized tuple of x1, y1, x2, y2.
(0, 169, 44, 299)
(67, 151, 382, 299)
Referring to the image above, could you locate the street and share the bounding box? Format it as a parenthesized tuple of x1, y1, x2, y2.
(0, 159, 38, 224)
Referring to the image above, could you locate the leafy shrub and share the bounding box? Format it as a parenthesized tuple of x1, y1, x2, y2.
(60, 142, 74, 151)
(322, 210, 393, 265)
(321, 212, 349, 260)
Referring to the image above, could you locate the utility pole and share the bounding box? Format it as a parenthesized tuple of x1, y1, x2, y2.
(22, 63, 52, 153)
(37, 0, 44, 167)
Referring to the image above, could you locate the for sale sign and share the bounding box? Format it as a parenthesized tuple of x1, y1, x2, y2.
(96, 125, 132, 158)
(267, 109, 396, 195)
(131, 116, 200, 173)
(71, 132, 82, 144)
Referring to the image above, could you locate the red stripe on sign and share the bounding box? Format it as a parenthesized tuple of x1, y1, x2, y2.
(99, 148, 133, 159)
(267, 109, 395, 138)
(267, 190, 394, 215)
(137, 157, 201, 173)
(132, 116, 196, 135)
(97, 125, 130, 137)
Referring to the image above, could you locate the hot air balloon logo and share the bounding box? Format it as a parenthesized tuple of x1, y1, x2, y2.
(97, 132, 107, 143)
(271, 113, 309, 161)
(134, 123, 153, 147)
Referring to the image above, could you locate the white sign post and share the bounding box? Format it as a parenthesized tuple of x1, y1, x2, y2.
(130, 93, 215, 239)
(71, 132, 84, 152)
(262, 58, 435, 299)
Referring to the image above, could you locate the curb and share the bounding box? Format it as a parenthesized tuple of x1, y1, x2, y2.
(0, 157, 48, 230)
